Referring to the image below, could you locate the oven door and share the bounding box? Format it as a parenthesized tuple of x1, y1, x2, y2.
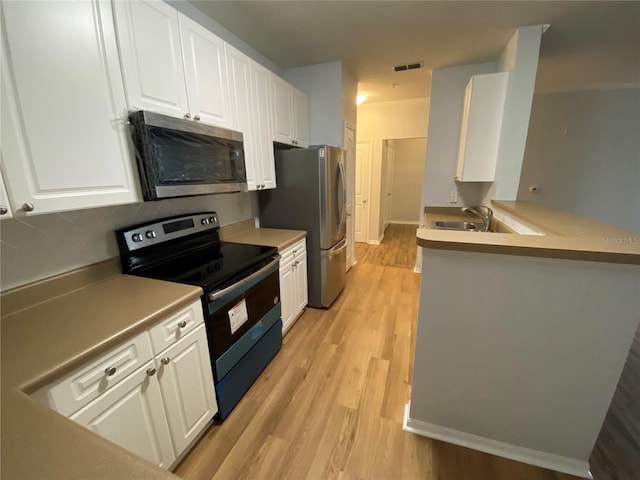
(203, 256, 281, 382)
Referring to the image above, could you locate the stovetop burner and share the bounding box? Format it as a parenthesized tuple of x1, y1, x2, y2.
(116, 212, 278, 292)
(135, 241, 276, 291)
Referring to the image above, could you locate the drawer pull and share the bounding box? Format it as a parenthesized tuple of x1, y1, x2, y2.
(161, 357, 171, 365)
(104, 366, 117, 377)
(146, 367, 156, 377)
(178, 320, 187, 328)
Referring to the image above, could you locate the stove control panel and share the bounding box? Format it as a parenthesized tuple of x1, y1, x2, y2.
(117, 212, 220, 252)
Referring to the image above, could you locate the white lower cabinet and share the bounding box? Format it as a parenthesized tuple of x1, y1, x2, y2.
(71, 359, 176, 469)
(156, 325, 217, 456)
(34, 301, 217, 470)
(279, 238, 308, 335)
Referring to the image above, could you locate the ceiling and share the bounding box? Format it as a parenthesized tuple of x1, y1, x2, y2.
(191, 1, 640, 103)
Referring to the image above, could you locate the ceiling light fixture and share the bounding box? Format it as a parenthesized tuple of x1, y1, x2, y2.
(356, 94, 367, 105)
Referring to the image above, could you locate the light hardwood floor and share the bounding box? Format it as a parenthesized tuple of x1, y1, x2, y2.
(176, 224, 582, 480)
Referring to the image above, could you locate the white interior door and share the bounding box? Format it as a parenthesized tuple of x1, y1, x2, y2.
(383, 144, 395, 230)
(355, 141, 372, 243)
(344, 122, 356, 269)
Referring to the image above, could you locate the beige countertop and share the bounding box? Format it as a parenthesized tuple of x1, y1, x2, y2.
(418, 201, 640, 265)
(220, 218, 306, 251)
(1, 260, 202, 480)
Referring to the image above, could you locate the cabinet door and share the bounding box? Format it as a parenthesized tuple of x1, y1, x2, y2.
(279, 257, 295, 335)
(294, 253, 309, 314)
(178, 14, 233, 128)
(455, 72, 508, 182)
(271, 73, 293, 145)
(292, 87, 309, 148)
(1, 1, 140, 216)
(157, 324, 217, 457)
(113, 0, 188, 117)
(250, 61, 276, 189)
(0, 168, 13, 219)
(71, 360, 176, 469)
(225, 44, 259, 190)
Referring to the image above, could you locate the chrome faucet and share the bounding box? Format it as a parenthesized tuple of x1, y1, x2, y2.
(461, 206, 493, 232)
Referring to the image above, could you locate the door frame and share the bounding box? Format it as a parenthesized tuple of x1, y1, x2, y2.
(344, 121, 356, 270)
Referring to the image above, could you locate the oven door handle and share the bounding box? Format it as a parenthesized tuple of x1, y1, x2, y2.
(208, 254, 280, 302)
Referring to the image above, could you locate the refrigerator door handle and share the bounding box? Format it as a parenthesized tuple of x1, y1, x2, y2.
(329, 238, 348, 258)
(337, 158, 347, 229)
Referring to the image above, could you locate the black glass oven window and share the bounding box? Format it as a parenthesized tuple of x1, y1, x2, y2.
(163, 218, 194, 234)
(148, 127, 246, 185)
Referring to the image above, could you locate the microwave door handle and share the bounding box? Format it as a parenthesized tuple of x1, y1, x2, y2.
(208, 255, 280, 301)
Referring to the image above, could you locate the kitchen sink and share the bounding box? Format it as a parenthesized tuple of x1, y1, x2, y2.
(430, 220, 483, 231)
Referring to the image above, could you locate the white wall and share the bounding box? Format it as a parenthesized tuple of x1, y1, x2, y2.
(0, 192, 254, 291)
(518, 88, 640, 233)
(492, 25, 545, 201)
(284, 61, 343, 147)
(389, 138, 427, 224)
(341, 66, 358, 142)
(421, 63, 496, 209)
(409, 247, 640, 476)
(356, 98, 429, 241)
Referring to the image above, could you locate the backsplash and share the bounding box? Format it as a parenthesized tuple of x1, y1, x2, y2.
(0, 192, 254, 291)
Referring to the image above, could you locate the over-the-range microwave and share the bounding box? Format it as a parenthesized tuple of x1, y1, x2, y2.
(128, 110, 247, 200)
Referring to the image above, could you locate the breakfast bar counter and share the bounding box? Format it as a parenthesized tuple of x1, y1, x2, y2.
(417, 201, 640, 264)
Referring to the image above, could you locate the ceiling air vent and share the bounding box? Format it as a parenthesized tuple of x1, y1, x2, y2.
(393, 62, 423, 72)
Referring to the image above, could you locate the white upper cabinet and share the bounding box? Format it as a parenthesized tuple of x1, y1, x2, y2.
(250, 61, 276, 190)
(114, 1, 233, 128)
(178, 14, 233, 128)
(0, 0, 140, 217)
(292, 86, 309, 147)
(455, 72, 509, 182)
(270, 73, 309, 148)
(113, 0, 189, 117)
(271, 74, 294, 143)
(225, 44, 258, 189)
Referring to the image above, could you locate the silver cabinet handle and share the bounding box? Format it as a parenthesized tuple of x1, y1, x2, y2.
(161, 357, 170, 365)
(194, 115, 200, 121)
(178, 320, 187, 328)
(105, 366, 117, 376)
(146, 367, 156, 376)
(22, 202, 35, 212)
(0, 206, 7, 215)
(184, 113, 191, 119)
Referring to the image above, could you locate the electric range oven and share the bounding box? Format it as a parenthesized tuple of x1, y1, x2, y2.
(116, 212, 281, 420)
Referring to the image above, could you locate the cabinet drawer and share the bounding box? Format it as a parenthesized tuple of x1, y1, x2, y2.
(39, 330, 153, 417)
(148, 300, 204, 354)
(281, 238, 307, 264)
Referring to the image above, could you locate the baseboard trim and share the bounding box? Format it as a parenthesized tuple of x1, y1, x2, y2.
(413, 266, 421, 273)
(367, 239, 381, 245)
(402, 402, 592, 479)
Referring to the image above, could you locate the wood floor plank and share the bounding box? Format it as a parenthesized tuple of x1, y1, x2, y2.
(176, 224, 618, 480)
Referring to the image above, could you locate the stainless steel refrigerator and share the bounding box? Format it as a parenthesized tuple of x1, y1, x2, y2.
(258, 145, 347, 308)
